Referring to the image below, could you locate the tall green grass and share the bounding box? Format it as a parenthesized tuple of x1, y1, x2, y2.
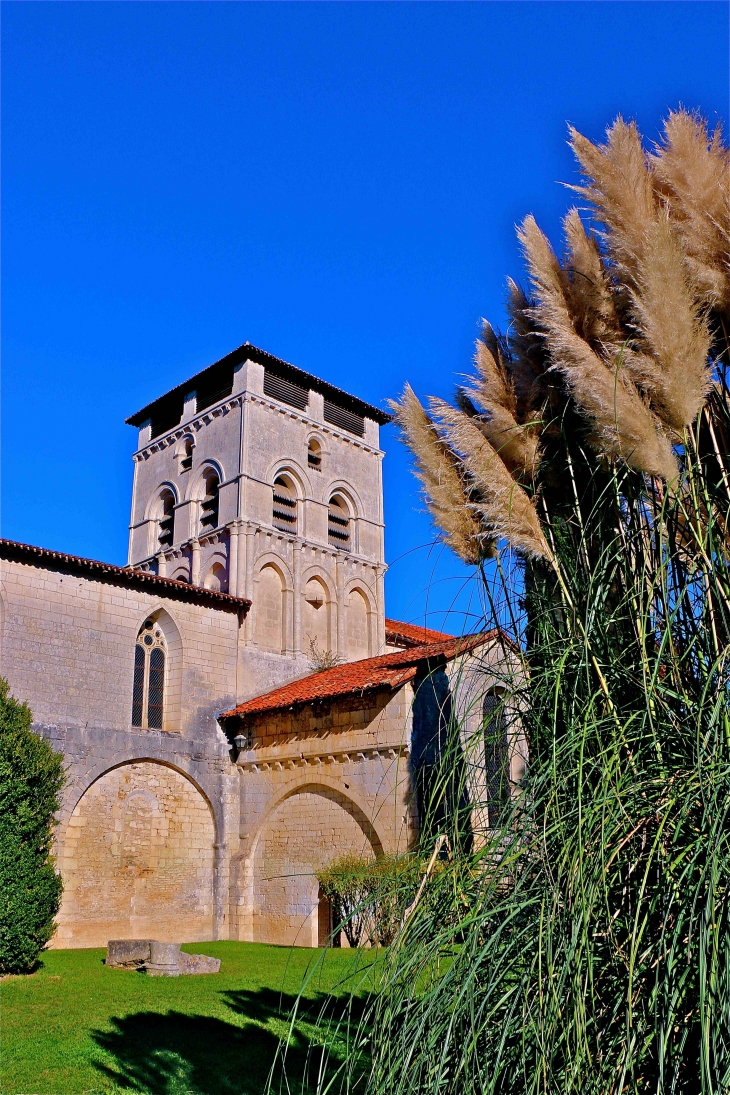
(275, 379, 730, 1095)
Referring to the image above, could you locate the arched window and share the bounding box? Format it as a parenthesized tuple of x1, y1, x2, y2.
(158, 490, 175, 548)
(200, 470, 220, 532)
(132, 618, 167, 730)
(272, 475, 298, 534)
(483, 691, 510, 827)
(180, 436, 194, 472)
(203, 562, 227, 593)
(307, 438, 322, 470)
(328, 494, 350, 550)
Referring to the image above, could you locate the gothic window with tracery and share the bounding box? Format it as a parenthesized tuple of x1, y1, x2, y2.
(132, 618, 167, 729)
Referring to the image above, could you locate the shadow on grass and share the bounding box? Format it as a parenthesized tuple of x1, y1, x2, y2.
(91, 986, 370, 1095)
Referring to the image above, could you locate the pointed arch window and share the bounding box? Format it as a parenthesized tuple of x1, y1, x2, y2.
(132, 619, 167, 729)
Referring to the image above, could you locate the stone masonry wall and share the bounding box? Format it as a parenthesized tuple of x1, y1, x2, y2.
(0, 555, 243, 945)
(55, 761, 215, 948)
(231, 685, 417, 944)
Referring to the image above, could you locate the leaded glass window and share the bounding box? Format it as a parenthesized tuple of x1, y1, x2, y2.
(131, 618, 167, 729)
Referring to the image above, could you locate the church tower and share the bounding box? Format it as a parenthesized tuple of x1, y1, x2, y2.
(126, 343, 390, 692)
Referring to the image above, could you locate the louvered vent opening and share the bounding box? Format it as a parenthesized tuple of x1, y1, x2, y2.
(200, 473, 220, 531)
(307, 439, 322, 470)
(196, 370, 234, 413)
(263, 371, 309, 411)
(328, 495, 351, 549)
(323, 401, 364, 437)
(150, 400, 184, 440)
(273, 476, 298, 533)
(158, 492, 175, 547)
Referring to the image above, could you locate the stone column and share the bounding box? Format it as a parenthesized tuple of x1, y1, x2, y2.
(243, 524, 257, 643)
(212, 841, 228, 941)
(228, 524, 239, 597)
(191, 539, 201, 586)
(336, 553, 346, 659)
(292, 541, 302, 653)
(376, 565, 387, 652)
(156, 551, 167, 578)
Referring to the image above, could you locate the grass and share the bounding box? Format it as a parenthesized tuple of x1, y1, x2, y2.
(0, 942, 374, 1095)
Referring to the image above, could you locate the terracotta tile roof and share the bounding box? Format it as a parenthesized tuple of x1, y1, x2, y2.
(219, 631, 499, 723)
(0, 539, 251, 612)
(385, 618, 454, 648)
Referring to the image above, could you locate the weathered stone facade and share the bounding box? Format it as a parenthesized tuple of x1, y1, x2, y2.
(0, 343, 516, 949)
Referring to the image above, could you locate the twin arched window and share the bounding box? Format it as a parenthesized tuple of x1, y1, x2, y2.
(132, 619, 167, 729)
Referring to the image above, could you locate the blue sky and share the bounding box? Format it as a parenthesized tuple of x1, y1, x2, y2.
(2, 1, 728, 633)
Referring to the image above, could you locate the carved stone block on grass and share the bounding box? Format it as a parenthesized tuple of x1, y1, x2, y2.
(105, 939, 220, 976)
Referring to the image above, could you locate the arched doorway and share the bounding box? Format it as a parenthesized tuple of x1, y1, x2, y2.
(53, 761, 215, 948)
(251, 785, 378, 947)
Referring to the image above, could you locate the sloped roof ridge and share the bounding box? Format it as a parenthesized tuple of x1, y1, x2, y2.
(384, 617, 454, 646)
(0, 538, 250, 612)
(126, 341, 392, 427)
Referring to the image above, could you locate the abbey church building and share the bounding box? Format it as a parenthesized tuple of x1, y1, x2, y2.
(0, 342, 511, 949)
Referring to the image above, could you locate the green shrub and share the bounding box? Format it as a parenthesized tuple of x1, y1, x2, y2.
(0, 678, 65, 974)
(317, 855, 420, 947)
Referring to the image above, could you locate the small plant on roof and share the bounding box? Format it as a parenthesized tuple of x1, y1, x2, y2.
(308, 639, 343, 673)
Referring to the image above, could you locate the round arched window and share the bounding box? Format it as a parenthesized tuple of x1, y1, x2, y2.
(199, 471, 220, 532)
(158, 490, 175, 548)
(272, 475, 298, 533)
(307, 438, 322, 470)
(328, 494, 351, 550)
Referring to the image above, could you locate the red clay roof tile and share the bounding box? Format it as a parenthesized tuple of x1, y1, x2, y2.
(219, 631, 499, 722)
(384, 618, 454, 647)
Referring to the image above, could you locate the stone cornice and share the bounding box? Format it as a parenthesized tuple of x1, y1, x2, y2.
(236, 743, 409, 772)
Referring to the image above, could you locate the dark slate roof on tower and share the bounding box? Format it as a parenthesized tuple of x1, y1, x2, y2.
(125, 342, 392, 431)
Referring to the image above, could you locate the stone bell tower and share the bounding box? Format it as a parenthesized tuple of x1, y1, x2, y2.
(126, 342, 391, 691)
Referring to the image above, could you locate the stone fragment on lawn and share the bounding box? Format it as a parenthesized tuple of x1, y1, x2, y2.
(146, 941, 183, 977)
(106, 939, 151, 968)
(179, 951, 221, 975)
(105, 939, 220, 976)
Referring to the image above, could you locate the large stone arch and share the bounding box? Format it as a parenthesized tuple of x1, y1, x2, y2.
(53, 759, 216, 949)
(245, 780, 383, 947)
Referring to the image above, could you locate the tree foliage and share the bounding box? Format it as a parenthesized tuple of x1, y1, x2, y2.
(0, 678, 65, 974)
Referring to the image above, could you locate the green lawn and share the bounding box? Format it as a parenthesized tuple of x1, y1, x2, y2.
(1, 942, 373, 1095)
